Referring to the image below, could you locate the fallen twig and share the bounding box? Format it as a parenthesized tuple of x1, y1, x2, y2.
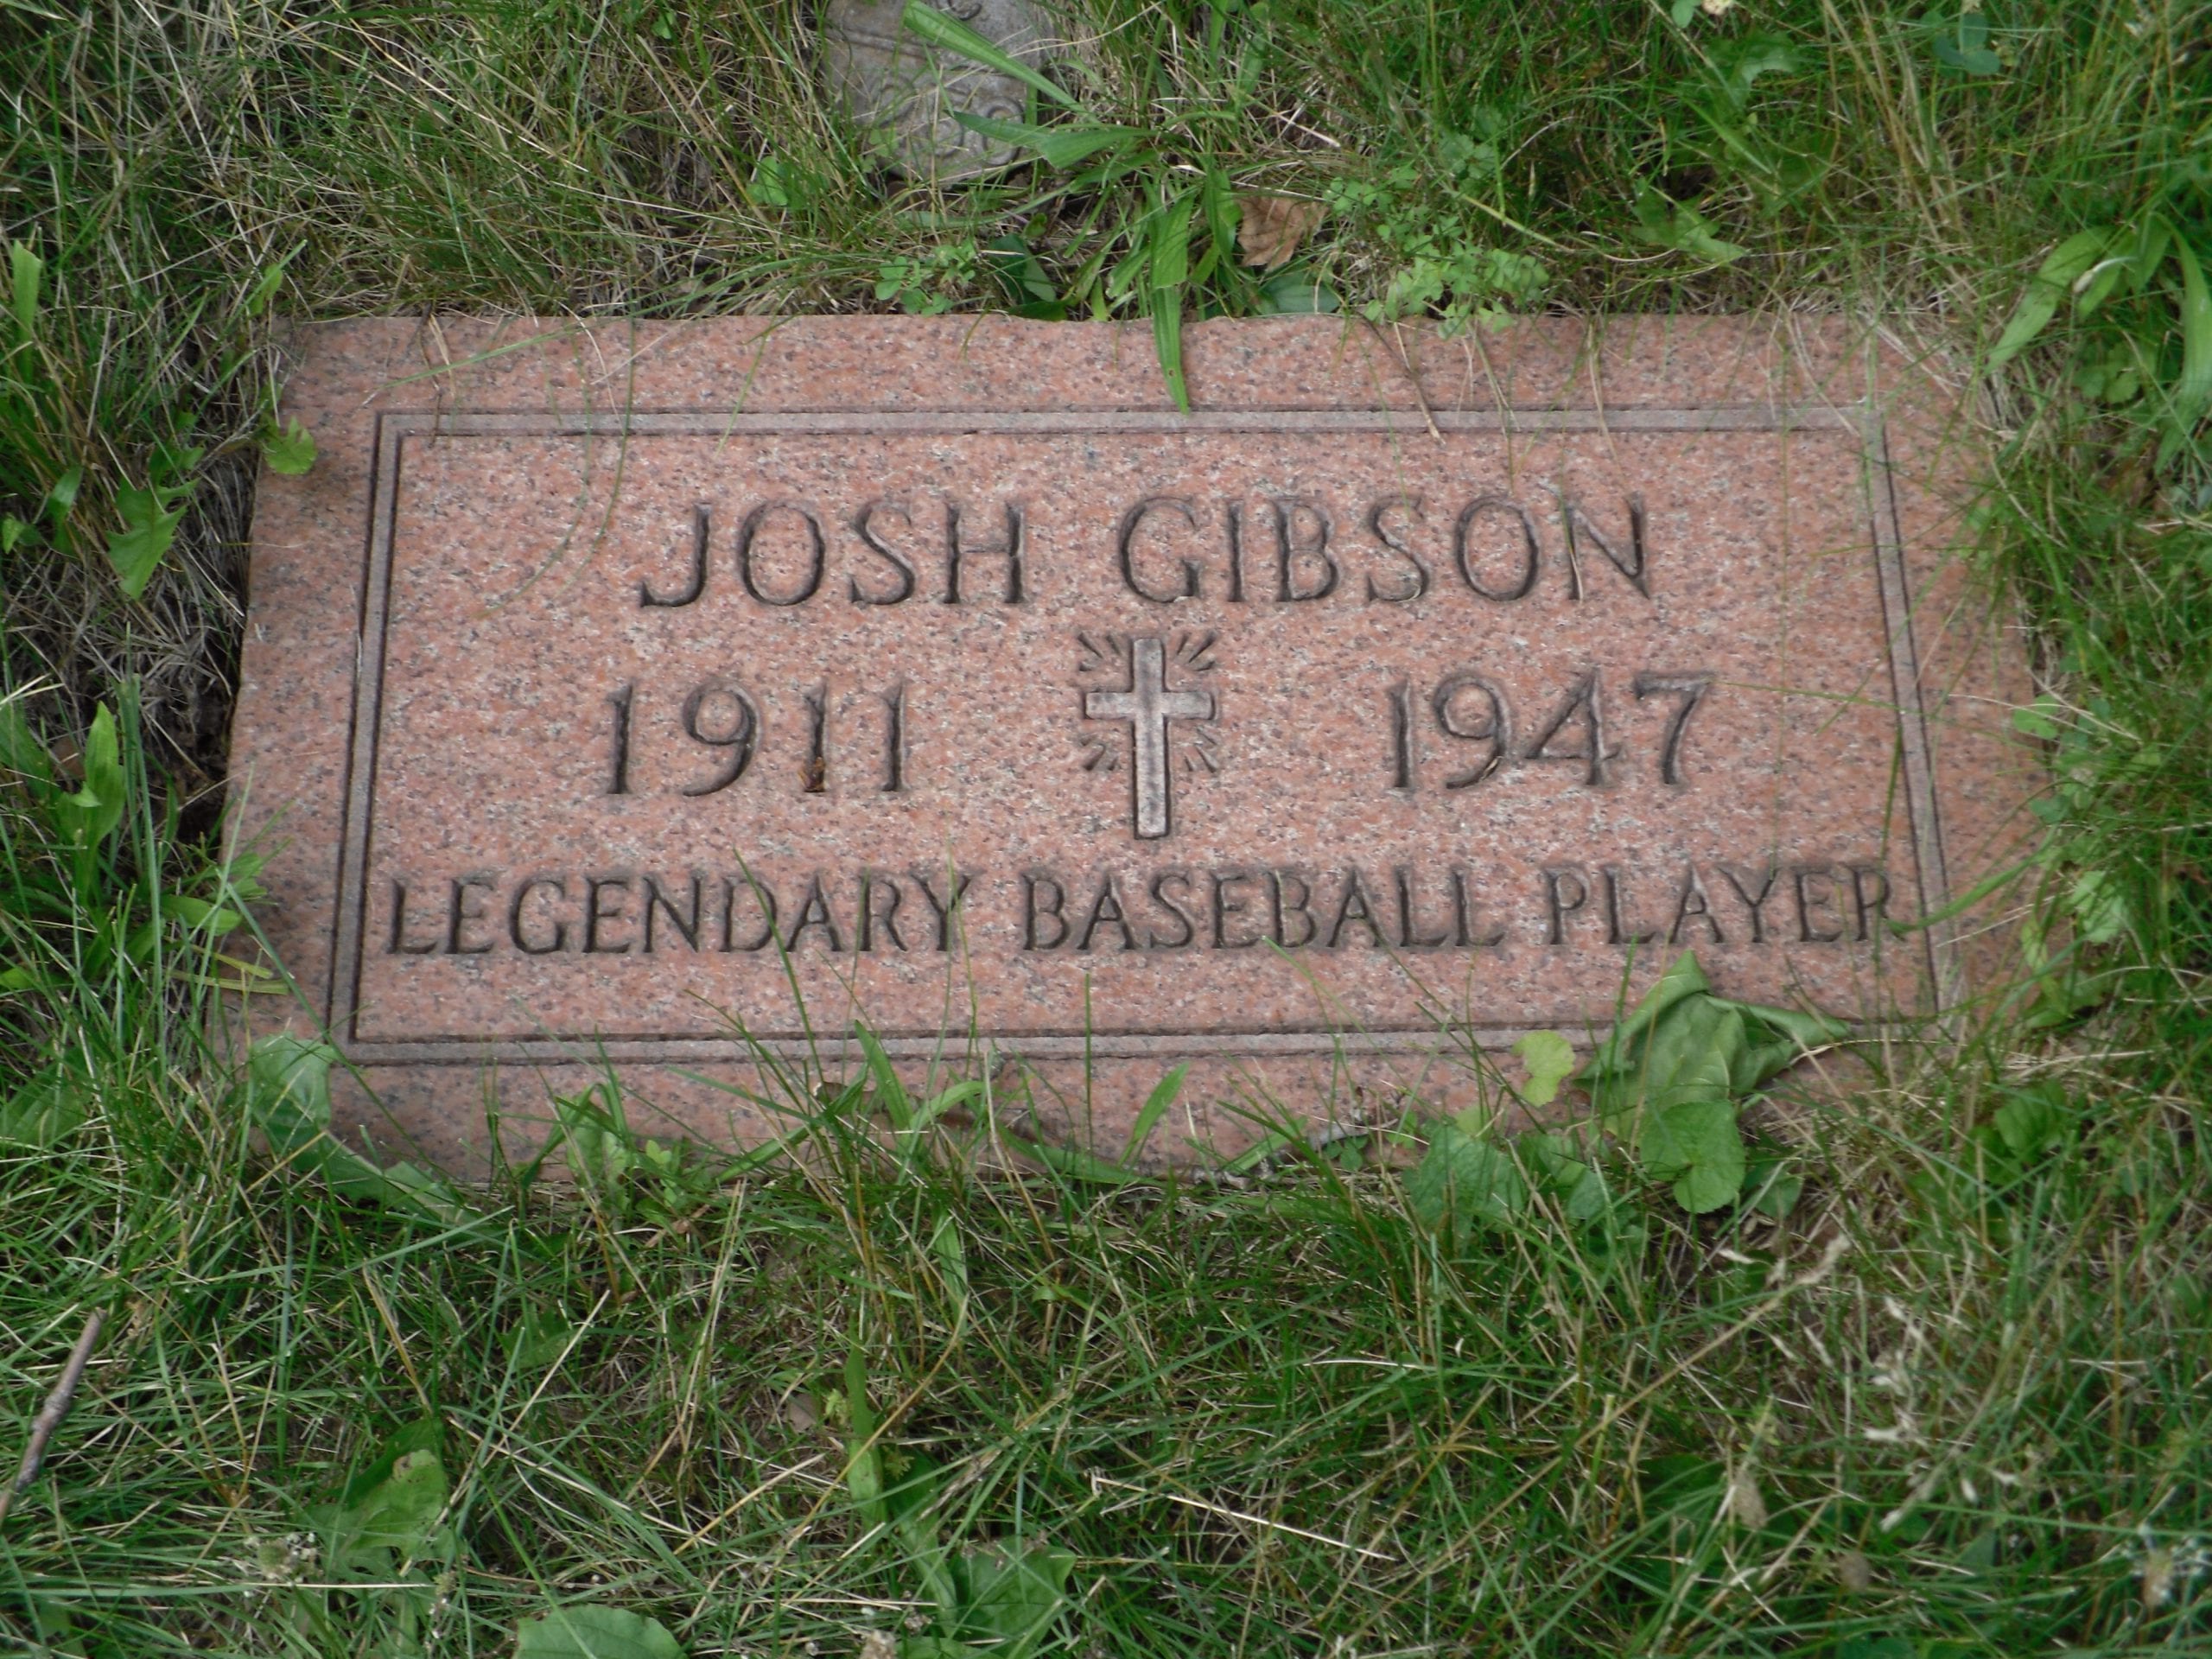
(0, 1309, 106, 1524)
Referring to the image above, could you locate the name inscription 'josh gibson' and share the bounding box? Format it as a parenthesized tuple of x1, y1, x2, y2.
(379, 483, 1906, 965)
(629, 488, 1654, 612)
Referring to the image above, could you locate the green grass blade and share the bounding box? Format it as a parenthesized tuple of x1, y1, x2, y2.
(2170, 228, 2212, 429)
(951, 110, 1132, 169)
(1121, 1063, 1186, 1167)
(1988, 227, 2113, 368)
(1151, 289, 1187, 412)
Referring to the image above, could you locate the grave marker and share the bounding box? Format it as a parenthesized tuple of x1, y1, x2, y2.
(229, 316, 2031, 1169)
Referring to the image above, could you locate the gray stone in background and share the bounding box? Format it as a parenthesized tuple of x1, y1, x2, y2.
(822, 0, 1065, 179)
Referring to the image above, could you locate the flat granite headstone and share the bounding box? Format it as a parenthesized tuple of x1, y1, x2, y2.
(231, 316, 2034, 1172)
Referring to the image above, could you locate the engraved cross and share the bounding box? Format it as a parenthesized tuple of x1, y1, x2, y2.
(1084, 636, 1216, 839)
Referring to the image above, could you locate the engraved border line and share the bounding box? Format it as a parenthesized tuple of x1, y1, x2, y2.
(328, 404, 1944, 1068)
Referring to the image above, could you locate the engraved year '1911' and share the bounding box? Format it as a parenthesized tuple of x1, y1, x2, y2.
(603, 681, 907, 798)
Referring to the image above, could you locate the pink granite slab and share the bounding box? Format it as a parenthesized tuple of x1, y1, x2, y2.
(226, 315, 2035, 1173)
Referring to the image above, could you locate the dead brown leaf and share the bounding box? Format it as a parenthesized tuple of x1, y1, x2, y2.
(1236, 194, 1325, 272)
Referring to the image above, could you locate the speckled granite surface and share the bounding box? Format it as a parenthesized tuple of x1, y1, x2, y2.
(227, 315, 2034, 1171)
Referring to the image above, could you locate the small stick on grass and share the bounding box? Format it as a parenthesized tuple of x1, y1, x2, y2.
(0, 1309, 106, 1524)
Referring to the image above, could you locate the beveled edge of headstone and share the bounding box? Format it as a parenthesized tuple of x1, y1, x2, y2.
(228, 313, 2039, 1173)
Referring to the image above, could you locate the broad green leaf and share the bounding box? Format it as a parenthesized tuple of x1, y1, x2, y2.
(54, 704, 128, 874)
(1516, 1132, 1612, 1223)
(1645, 998, 1744, 1106)
(556, 1085, 636, 1189)
(1253, 270, 1341, 315)
(844, 1336, 884, 1526)
(1753, 1172, 1802, 1217)
(260, 416, 316, 476)
(243, 243, 301, 317)
(1931, 7, 2002, 75)
(1586, 989, 1735, 1129)
(0, 699, 54, 795)
(337, 1447, 447, 1561)
(1721, 35, 1803, 103)
(2073, 253, 2130, 317)
(2067, 868, 2129, 945)
(1993, 1086, 2067, 1161)
(927, 1207, 969, 1300)
(900, 1, 1072, 108)
(1407, 1121, 1528, 1243)
(505, 1305, 579, 1370)
(981, 234, 1064, 317)
(2135, 218, 2175, 288)
(243, 263, 285, 315)
(10, 241, 41, 340)
(516, 1605, 685, 1659)
(1200, 165, 1237, 273)
(251, 1033, 340, 1152)
(327, 1416, 443, 1505)
(1744, 1154, 1802, 1218)
(79, 703, 125, 836)
(1639, 1099, 1746, 1213)
(1150, 194, 1197, 292)
(106, 484, 186, 600)
(1988, 228, 2113, 370)
(1580, 950, 1843, 1141)
(311, 1420, 451, 1577)
(1726, 1001, 1844, 1094)
(1403, 1123, 1456, 1233)
(1512, 1031, 1576, 1106)
(0, 1063, 88, 1149)
(1632, 188, 1745, 265)
(955, 1543, 1075, 1653)
(747, 154, 793, 209)
(150, 440, 203, 488)
(952, 111, 1132, 170)
(2011, 696, 2063, 740)
(1624, 949, 1713, 1020)
(165, 893, 245, 935)
(1123, 1062, 1187, 1165)
(45, 465, 80, 526)
(249, 1035, 473, 1218)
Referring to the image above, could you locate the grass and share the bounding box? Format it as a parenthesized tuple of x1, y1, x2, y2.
(2, 0, 2209, 1654)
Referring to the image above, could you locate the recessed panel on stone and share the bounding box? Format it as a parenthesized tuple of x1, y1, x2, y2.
(230, 316, 2032, 1169)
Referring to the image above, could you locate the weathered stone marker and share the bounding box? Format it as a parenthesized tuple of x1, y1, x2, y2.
(231, 317, 2030, 1170)
(821, 0, 1064, 178)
